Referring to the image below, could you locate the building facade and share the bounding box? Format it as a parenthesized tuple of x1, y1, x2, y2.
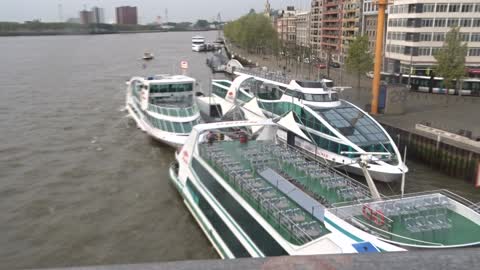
(310, 0, 323, 58)
(341, 0, 362, 63)
(296, 11, 311, 48)
(385, 0, 480, 76)
(79, 10, 94, 25)
(116, 6, 138, 25)
(320, 0, 344, 62)
(91, 7, 105, 24)
(277, 7, 297, 46)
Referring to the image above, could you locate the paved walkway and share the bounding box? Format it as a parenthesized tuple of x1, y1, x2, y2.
(226, 44, 480, 139)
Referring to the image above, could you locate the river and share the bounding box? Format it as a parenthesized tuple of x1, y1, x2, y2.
(0, 31, 478, 269)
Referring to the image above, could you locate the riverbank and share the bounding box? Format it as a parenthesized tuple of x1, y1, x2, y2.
(0, 29, 216, 37)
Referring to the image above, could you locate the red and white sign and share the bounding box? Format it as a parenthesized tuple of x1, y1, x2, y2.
(180, 61, 189, 69)
(476, 162, 480, 188)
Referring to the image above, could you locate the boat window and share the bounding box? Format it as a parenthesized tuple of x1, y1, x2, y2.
(316, 101, 390, 147)
(303, 93, 339, 102)
(295, 80, 324, 88)
(324, 81, 334, 88)
(149, 83, 193, 94)
(284, 89, 297, 97)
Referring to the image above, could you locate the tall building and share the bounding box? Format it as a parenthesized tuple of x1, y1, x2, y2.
(79, 10, 94, 25)
(362, 0, 388, 56)
(116, 6, 138, 25)
(385, 1, 480, 76)
(341, 0, 361, 63)
(321, 0, 344, 62)
(310, 0, 323, 58)
(264, 0, 272, 17)
(296, 11, 311, 48)
(91, 7, 105, 24)
(277, 7, 297, 45)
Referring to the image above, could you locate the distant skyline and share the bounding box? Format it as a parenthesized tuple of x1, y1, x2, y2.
(0, 0, 312, 24)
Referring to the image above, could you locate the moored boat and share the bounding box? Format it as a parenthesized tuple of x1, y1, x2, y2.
(199, 68, 408, 182)
(170, 119, 480, 259)
(126, 74, 201, 147)
(143, 52, 154, 60)
(192, 36, 206, 52)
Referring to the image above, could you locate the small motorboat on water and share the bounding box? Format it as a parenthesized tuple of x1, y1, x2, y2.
(143, 52, 154, 60)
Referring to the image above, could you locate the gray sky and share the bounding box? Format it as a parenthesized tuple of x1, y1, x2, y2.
(0, 0, 312, 24)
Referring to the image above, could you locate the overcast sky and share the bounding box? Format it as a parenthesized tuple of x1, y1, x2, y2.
(0, 0, 312, 24)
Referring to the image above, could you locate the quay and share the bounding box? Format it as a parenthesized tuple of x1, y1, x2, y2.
(32, 248, 480, 270)
(223, 42, 480, 184)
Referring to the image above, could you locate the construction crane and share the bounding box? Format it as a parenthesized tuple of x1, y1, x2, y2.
(370, 0, 392, 114)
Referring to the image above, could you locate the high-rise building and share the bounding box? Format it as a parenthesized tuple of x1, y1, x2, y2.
(295, 11, 311, 48)
(79, 10, 94, 25)
(321, 0, 343, 62)
(385, 1, 480, 76)
(91, 7, 105, 24)
(116, 6, 138, 25)
(340, 0, 361, 63)
(362, 0, 388, 57)
(310, 0, 323, 58)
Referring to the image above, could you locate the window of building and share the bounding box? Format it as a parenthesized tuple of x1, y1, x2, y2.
(421, 19, 433, 27)
(431, 47, 441, 55)
(471, 33, 480, 42)
(418, 47, 431, 56)
(434, 18, 446, 27)
(460, 18, 472, 27)
(419, 32, 432, 41)
(476, 4, 480, 12)
(433, 32, 445, 42)
(447, 18, 459, 27)
(461, 4, 474, 12)
(469, 48, 480, 56)
(460, 33, 470, 42)
(449, 4, 460, 12)
(436, 4, 448, 12)
(422, 4, 435, 13)
(473, 19, 480, 27)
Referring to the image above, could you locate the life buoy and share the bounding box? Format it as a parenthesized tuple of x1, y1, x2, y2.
(362, 205, 373, 220)
(372, 210, 385, 226)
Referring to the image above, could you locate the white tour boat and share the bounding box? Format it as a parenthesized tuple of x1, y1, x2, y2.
(198, 69, 408, 182)
(192, 36, 206, 52)
(126, 74, 201, 147)
(170, 119, 480, 259)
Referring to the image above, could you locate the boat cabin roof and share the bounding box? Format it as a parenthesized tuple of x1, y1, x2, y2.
(141, 74, 195, 84)
(289, 80, 334, 94)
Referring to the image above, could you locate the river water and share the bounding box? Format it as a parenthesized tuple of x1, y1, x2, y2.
(0, 32, 479, 269)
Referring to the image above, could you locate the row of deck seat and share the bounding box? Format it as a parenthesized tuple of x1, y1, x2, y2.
(201, 142, 325, 243)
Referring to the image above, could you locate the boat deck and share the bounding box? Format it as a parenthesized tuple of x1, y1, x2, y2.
(199, 140, 334, 245)
(343, 195, 480, 247)
(200, 139, 480, 248)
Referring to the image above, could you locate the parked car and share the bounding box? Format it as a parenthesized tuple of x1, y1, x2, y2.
(316, 63, 327, 69)
(366, 71, 374, 79)
(329, 62, 341, 68)
(303, 58, 311, 64)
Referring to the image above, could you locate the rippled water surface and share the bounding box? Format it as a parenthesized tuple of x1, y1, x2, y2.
(0, 32, 479, 269)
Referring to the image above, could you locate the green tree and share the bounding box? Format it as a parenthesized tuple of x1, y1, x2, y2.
(345, 35, 373, 95)
(224, 13, 278, 54)
(194, 19, 209, 29)
(433, 27, 468, 94)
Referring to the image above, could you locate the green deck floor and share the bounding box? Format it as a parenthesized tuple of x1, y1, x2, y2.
(356, 208, 480, 246)
(200, 140, 331, 246)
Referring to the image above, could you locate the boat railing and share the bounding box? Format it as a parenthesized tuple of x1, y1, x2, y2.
(280, 141, 374, 197)
(235, 68, 292, 85)
(199, 142, 327, 245)
(148, 102, 198, 117)
(330, 189, 476, 210)
(470, 202, 480, 214)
